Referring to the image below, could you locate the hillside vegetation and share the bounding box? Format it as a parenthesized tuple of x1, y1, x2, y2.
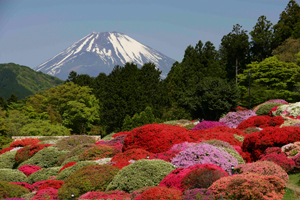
(0, 63, 64, 99)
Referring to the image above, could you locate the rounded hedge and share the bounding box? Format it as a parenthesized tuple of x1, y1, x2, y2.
(61, 156, 80, 166)
(55, 135, 96, 151)
(27, 167, 61, 184)
(56, 161, 98, 181)
(57, 164, 119, 200)
(256, 102, 283, 116)
(17, 146, 69, 168)
(0, 169, 28, 182)
(0, 181, 30, 199)
(106, 159, 176, 193)
(78, 144, 120, 161)
(135, 186, 182, 200)
(0, 150, 17, 169)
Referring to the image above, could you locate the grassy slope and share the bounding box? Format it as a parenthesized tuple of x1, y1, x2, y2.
(283, 173, 300, 199)
(0, 63, 64, 99)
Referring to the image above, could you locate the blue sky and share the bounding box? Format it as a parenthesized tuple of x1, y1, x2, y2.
(0, 0, 298, 69)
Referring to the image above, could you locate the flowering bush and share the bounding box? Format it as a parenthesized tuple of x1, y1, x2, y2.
(182, 189, 215, 200)
(191, 121, 228, 130)
(31, 187, 59, 200)
(253, 99, 288, 112)
(201, 140, 235, 150)
(208, 173, 285, 200)
(55, 135, 96, 151)
(260, 153, 295, 173)
(242, 127, 261, 134)
(171, 143, 238, 174)
(242, 127, 300, 161)
(106, 159, 176, 193)
(0, 147, 15, 155)
(38, 180, 64, 190)
(111, 148, 153, 169)
(31, 181, 46, 191)
(258, 147, 284, 159)
(149, 150, 181, 162)
(97, 135, 126, 146)
(57, 165, 119, 200)
(235, 161, 289, 183)
(236, 115, 284, 130)
(135, 186, 182, 200)
(123, 124, 193, 153)
(256, 103, 283, 116)
(27, 167, 61, 184)
(272, 102, 300, 118)
(78, 144, 121, 161)
(219, 110, 257, 128)
(112, 131, 130, 138)
(18, 165, 42, 177)
(79, 190, 130, 200)
(10, 138, 41, 148)
(58, 162, 76, 174)
(9, 182, 33, 191)
(0, 181, 30, 199)
(169, 142, 197, 151)
(15, 144, 53, 164)
(129, 186, 154, 200)
(189, 127, 246, 146)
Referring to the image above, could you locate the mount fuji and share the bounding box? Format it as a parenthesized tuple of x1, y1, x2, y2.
(34, 32, 176, 80)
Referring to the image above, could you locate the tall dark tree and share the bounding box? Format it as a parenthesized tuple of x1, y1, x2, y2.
(273, 0, 300, 48)
(0, 95, 6, 109)
(6, 93, 18, 105)
(220, 24, 250, 85)
(250, 15, 274, 61)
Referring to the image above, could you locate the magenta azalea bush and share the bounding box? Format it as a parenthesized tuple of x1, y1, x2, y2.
(79, 190, 130, 200)
(219, 110, 257, 128)
(266, 99, 288, 104)
(31, 187, 58, 200)
(18, 165, 42, 177)
(169, 142, 197, 151)
(171, 143, 238, 174)
(191, 121, 228, 131)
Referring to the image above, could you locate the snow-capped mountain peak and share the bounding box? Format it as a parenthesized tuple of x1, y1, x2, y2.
(34, 32, 175, 80)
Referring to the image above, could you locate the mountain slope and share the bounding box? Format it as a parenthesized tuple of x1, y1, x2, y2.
(0, 63, 64, 99)
(35, 32, 176, 80)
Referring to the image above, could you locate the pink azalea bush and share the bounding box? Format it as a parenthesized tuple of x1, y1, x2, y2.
(31, 187, 59, 200)
(169, 142, 197, 151)
(31, 181, 46, 192)
(191, 121, 228, 130)
(208, 173, 286, 200)
(9, 182, 33, 191)
(219, 110, 256, 128)
(149, 150, 180, 162)
(171, 143, 238, 174)
(79, 190, 130, 200)
(18, 165, 42, 177)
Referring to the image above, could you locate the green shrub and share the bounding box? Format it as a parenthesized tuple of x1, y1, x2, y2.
(102, 132, 115, 141)
(78, 144, 120, 161)
(19, 119, 71, 136)
(57, 164, 119, 200)
(57, 143, 94, 166)
(27, 167, 61, 184)
(0, 136, 13, 150)
(106, 159, 176, 193)
(256, 103, 283, 116)
(242, 127, 261, 134)
(0, 169, 28, 182)
(61, 156, 80, 166)
(0, 150, 17, 169)
(0, 181, 30, 199)
(18, 146, 68, 168)
(55, 135, 96, 151)
(56, 161, 98, 181)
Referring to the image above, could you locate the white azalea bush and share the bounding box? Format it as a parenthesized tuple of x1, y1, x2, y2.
(272, 102, 300, 118)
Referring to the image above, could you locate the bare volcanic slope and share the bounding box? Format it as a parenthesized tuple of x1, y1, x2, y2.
(34, 32, 176, 80)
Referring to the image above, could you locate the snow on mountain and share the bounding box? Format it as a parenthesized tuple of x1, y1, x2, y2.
(34, 32, 176, 80)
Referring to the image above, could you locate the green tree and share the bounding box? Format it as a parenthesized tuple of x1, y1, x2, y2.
(272, 37, 300, 63)
(6, 93, 18, 106)
(0, 95, 6, 110)
(250, 15, 274, 61)
(220, 24, 250, 84)
(273, 0, 300, 48)
(237, 56, 300, 105)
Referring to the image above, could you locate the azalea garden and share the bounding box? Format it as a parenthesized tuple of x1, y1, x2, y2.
(1, 99, 300, 199)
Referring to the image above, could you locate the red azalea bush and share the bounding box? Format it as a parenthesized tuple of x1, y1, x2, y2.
(258, 147, 284, 158)
(79, 190, 130, 200)
(31, 187, 59, 200)
(159, 164, 228, 192)
(9, 182, 33, 191)
(149, 150, 181, 162)
(112, 131, 130, 138)
(15, 144, 53, 164)
(135, 186, 183, 200)
(123, 124, 193, 153)
(260, 153, 295, 173)
(31, 181, 46, 191)
(236, 115, 284, 130)
(129, 187, 154, 200)
(18, 165, 42, 177)
(208, 173, 285, 200)
(38, 180, 64, 190)
(189, 126, 246, 146)
(242, 127, 300, 161)
(235, 161, 289, 183)
(182, 189, 216, 200)
(58, 162, 76, 174)
(0, 147, 15, 155)
(10, 138, 41, 147)
(78, 144, 121, 161)
(180, 164, 229, 191)
(111, 148, 153, 169)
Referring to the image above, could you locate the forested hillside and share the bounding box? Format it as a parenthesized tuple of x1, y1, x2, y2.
(0, 63, 64, 99)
